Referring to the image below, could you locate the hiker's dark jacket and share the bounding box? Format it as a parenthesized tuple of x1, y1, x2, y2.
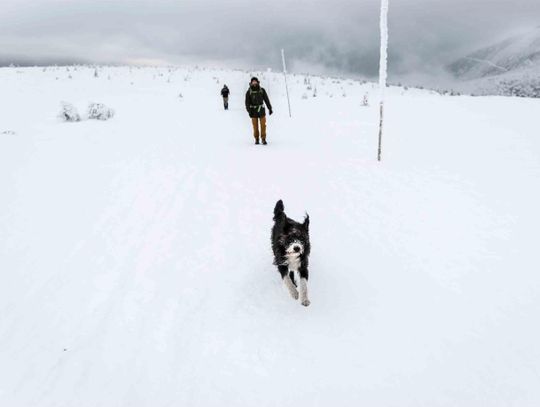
(245, 85, 272, 118)
(221, 87, 230, 97)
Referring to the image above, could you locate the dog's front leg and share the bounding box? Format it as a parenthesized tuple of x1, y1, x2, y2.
(279, 265, 298, 300)
(298, 278, 310, 306)
(299, 267, 310, 307)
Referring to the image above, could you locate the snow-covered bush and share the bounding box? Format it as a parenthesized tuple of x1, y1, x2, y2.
(362, 93, 369, 106)
(87, 103, 115, 120)
(58, 102, 81, 122)
(302, 93, 308, 99)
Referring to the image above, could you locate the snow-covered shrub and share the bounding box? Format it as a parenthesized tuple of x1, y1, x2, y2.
(58, 102, 81, 122)
(302, 93, 308, 99)
(87, 103, 115, 120)
(362, 94, 369, 106)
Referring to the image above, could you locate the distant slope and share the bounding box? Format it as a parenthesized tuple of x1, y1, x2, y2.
(448, 27, 540, 97)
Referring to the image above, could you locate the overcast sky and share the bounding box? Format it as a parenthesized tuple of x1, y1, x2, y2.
(1, 0, 539, 81)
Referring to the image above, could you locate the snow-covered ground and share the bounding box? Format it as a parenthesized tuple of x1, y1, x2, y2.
(1, 66, 539, 406)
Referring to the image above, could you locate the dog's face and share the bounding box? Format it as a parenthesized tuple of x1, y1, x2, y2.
(280, 218, 310, 257)
(285, 237, 305, 256)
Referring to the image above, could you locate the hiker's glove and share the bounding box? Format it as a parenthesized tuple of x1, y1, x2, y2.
(269, 109, 273, 115)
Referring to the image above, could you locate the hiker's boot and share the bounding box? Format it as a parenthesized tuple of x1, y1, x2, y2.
(255, 139, 260, 145)
(262, 139, 267, 145)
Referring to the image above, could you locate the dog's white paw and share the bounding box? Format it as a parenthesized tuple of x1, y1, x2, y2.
(301, 298, 311, 307)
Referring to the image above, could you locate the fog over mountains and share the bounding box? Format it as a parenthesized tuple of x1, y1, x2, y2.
(1, 0, 539, 96)
(448, 27, 540, 97)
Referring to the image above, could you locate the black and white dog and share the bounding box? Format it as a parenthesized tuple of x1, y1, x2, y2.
(271, 200, 311, 306)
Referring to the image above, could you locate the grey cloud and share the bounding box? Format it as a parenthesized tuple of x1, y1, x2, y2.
(1, 0, 539, 84)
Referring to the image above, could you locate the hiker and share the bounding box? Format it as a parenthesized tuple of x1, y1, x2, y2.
(245, 77, 273, 145)
(221, 85, 230, 110)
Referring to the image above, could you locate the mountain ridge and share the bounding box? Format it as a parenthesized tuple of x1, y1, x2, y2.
(448, 27, 540, 97)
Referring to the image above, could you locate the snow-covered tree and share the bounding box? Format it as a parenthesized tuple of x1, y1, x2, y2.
(362, 93, 369, 106)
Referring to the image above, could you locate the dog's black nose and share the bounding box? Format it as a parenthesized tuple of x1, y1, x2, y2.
(293, 246, 300, 253)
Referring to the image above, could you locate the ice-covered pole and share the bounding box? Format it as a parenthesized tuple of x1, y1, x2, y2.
(377, 0, 389, 162)
(281, 49, 292, 118)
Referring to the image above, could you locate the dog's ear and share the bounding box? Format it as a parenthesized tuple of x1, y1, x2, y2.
(274, 199, 285, 220)
(303, 214, 310, 230)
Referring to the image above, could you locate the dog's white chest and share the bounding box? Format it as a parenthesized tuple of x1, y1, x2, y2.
(285, 254, 301, 271)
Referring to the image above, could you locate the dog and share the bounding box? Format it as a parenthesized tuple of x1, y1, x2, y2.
(271, 200, 311, 306)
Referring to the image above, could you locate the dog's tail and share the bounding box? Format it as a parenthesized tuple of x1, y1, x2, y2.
(274, 199, 285, 220)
